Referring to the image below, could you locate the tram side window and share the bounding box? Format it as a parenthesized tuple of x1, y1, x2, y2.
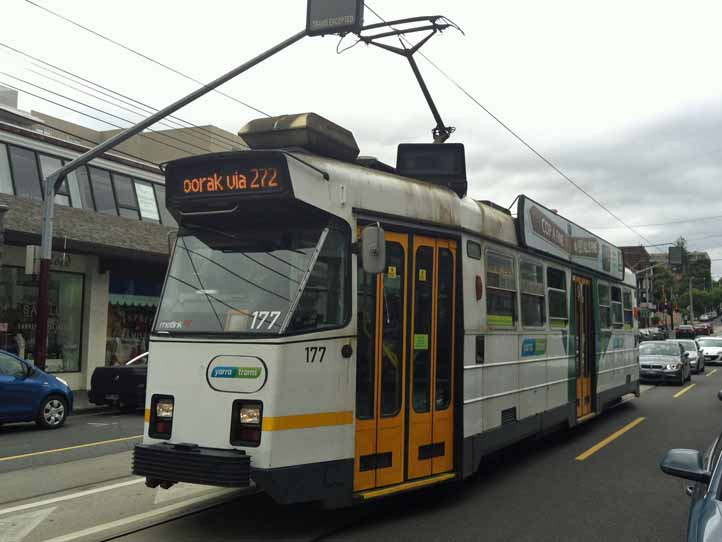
(623, 289, 634, 330)
(611, 286, 623, 329)
(547, 267, 568, 328)
(598, 283, 612, 328)
(486, 251, 517, 327)
(520, 260, 545, 327)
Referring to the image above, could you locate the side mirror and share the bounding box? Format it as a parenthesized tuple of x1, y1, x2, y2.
(361, 223, 386, 274)
(683, 352, 690, 359)
(660, 449, 711, 483)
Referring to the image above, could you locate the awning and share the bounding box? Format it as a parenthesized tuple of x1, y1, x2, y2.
(109, 294, 159, 307)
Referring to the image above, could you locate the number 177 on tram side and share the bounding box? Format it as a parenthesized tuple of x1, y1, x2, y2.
(133, 113, 640, 507)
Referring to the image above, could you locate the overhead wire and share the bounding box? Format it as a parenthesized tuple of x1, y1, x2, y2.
(0, 42, 248, 154)
(363, 2, 663, 252)
(24, 0, 270, 118)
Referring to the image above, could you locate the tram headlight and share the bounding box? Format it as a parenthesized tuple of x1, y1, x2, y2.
(239, 405, 261, 425)
(149, 395, 174, 439)
(156, 399, 174, 419)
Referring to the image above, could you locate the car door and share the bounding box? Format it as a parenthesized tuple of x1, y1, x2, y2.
(0, 353, 38, 421)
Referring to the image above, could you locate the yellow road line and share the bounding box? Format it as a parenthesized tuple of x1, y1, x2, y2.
(674, 383, 696, 398)
(575, 417, 645, 461)
(0, 435, 143, 462)
(707, 369, 718, 377)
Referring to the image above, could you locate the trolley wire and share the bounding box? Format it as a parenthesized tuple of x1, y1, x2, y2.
(25, 0, 271, 118)
(0, 42, 248, 153)
(363, 2, 662, 252)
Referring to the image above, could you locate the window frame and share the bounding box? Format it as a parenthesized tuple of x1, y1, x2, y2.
(7, 144, 43, 200)
(519, 258, 546, 329)
(485, 249, 518, 329)
(546, 266, 568, 329)
(623, 288, 634, 330)
(111, 172, 141, 220)
(466, 240, 481, 260)
(598, 282, 612, 329)
(88, 165, 119, 216)
(611, 285, 624, 329)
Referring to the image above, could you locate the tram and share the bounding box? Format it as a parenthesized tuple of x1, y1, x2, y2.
(133, 113, 639, 507)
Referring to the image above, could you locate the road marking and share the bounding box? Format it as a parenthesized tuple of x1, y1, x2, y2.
(0, 435, 142, 463)
(41, 490, 240, 542)
(674, 383, 696, 398)
(0, 479, 144, 517)
(707, 369, 718, 377)
(575, 417, 646, 461)
(0, 507, 55, 542)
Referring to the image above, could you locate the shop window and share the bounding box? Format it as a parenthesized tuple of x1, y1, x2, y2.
(113, 173, 140, 220)
(134, 180, 160, 222)
(611, 286, 623, 329)
(38, 154, 70, 207)
(547, 267, 568, 328)
(0, 143, 14, 194)
(153, 184, 176, 226)
(520, 260, 545, 327)
(623, 289, 634, 330)
(0, 267, 83, 373)
(67, 166, 95, 210)
(598, 283, 611, 329)
(486, 251, 517, 327)
(8, 145, 42, 200)
(89, 166, 117, 215)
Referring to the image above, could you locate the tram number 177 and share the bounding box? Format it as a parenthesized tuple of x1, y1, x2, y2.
(305, 346, 326, 363)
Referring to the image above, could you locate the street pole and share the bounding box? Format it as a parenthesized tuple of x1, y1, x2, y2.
(689, 277, 694, 322)
(33, 29, 307, 368)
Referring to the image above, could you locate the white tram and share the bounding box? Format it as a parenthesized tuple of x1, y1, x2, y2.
(133, 113, 639, 506)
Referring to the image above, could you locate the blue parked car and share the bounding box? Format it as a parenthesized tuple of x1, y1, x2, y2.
(660, 414, 722, 541)
(0, 350, 73, 429)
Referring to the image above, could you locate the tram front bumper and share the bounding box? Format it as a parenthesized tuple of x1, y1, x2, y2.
(132, 442, 251, 488)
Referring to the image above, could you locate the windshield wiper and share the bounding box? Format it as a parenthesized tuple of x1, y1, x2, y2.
(180, 236, 224, 331)
(279, 227, 329, 333)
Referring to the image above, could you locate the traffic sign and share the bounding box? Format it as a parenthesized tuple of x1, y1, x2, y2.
(307, 0, 364, 36)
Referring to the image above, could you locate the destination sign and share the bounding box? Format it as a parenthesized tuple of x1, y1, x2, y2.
(164, 151, 292, 208)
(517, 195, 625, 281)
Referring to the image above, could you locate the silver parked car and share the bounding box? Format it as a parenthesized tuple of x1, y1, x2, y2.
(697, 337, 722, 365)
(668, 339, 705, 374)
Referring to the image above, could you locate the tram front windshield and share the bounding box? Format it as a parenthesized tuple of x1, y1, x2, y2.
(155, 221, 349, 335)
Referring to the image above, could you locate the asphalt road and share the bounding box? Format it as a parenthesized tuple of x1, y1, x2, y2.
(1, 371, 721, 542)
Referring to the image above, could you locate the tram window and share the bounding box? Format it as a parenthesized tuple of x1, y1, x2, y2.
(467, 240, 481, 260)
(520, 260, 545, 328)
(623, 289, 634, 329)
(485, 251, 517, 328)
(288, 229, 349, 332)
(435, 248, 454, 410)
(598, 283, 612, 328)
(8, 145, 42, 200)
(547, 267, 568, 328)
(611, 286, 623, 329)
(413, 245, 434, 413)
(380, 242, 405, 417)
(356, 261, 377, 420)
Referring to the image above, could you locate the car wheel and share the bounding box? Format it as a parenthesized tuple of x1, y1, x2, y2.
(36, 396, 68, 429)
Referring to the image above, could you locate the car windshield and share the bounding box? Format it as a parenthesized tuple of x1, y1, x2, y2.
(698, 338, 722, 348)
(154, 222, 349, 335)
(640, 343, 679, 356)
(673, 340, 697, 351)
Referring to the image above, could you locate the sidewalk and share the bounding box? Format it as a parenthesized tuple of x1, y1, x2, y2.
(71, 389, 109, 414)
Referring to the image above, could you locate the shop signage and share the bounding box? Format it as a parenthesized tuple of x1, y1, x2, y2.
(517, 196, 624, 281)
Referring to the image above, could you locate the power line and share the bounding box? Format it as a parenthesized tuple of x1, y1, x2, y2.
(0, 42, 247, 154)
(1, 72, 217, 156)
(25, 0, 270, 118)
(363, 3, 662, 252)
(590, 213, 722, 230)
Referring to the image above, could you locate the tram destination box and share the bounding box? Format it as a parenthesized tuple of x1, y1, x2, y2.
(164, 151, 293, 213)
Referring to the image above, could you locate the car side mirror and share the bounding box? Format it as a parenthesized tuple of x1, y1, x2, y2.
(683, 352, 690, 359)
(361, 223, 386, 275)
(660, 449, 711, 483)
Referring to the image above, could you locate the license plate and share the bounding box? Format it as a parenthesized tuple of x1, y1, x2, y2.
(106, 394, 119, 401)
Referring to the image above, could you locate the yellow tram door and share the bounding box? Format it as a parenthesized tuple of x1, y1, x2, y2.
(573, 275, 593, 419)
(407, 237, 457, 480)
(354, 232, 408, 491)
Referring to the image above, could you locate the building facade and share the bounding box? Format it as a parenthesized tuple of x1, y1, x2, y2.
(0, 87, 245, 390)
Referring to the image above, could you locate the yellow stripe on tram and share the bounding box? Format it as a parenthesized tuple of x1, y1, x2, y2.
(262, 411, 353, 431)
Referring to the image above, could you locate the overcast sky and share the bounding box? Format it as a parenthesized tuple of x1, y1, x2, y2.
(4, 1, 722, 276)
